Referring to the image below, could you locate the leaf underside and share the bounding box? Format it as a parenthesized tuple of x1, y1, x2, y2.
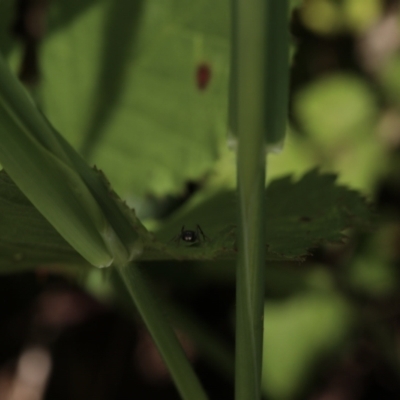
(0, 172, 87, 272)
(40, 0, 230, 198)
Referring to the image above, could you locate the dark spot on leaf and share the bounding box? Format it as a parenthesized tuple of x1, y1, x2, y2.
(196, 63, 211, 90)
(299, 216, 312, 222)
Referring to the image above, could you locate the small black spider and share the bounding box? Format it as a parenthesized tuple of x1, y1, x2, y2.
(171, 224, 208, 245)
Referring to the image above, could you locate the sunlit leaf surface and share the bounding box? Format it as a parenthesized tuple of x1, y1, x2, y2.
(40, 0, 230, 197)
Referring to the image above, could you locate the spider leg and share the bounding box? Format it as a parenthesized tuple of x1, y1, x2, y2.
(168, 234, 180, 244)
(168, 226, 185, 246)
(196, 224, 208, 242)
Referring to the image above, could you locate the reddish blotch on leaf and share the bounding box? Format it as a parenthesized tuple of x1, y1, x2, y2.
(196, 63, 211, 90)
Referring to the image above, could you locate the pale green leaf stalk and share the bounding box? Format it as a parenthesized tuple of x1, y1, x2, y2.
(230, 0, 289, 399)
(117, 264, 208, 400)
(0, 53, 140, 267)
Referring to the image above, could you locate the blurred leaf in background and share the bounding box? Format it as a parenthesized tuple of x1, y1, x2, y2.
(293, 73, 388, 193)
(40, 0, 230, 199)
(262, 275, 354, 399)
(299, 0, 383, 35)
(0, 0, 18, 57)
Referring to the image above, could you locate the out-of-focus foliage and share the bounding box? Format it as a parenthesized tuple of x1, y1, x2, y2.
(293, 74, 387, 192)
(258, 1, 400, 398)
(299, 0, 383, 34)
(0, 1, 23, 73)
(262, 275, 354, 399)
(381, 54, 400, 105)
(0, 0, 400, 399)
(0, 0, 17, 56)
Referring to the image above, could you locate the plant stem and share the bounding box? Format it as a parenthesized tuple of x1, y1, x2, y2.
(231, 0, 289, 399)
(117, 264, 208, 400)
(235, 148, 266, 400)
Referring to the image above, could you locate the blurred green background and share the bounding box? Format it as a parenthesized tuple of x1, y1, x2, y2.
(1, 0, 400, 399)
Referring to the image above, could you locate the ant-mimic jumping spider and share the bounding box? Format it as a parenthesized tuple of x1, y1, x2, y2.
(171, 224, 208, 245)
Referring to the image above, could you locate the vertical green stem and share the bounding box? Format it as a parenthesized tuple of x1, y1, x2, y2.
(231, 1, 289, 399)
(235, 149, 266, 400)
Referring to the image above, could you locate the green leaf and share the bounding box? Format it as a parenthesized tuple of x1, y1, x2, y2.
(0, 51, 145, 267)
(293, 73, 386, 193)
(0, 171, 86, 273)
(264, 169, 372, 259)
(0, 169, 372, 269)
(154, 169, 372, 261)
(294, 74, 377, 146)
(40, 0, 230, 197)
(0, 165, 148, 272)
(0, 54, 114, 267)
